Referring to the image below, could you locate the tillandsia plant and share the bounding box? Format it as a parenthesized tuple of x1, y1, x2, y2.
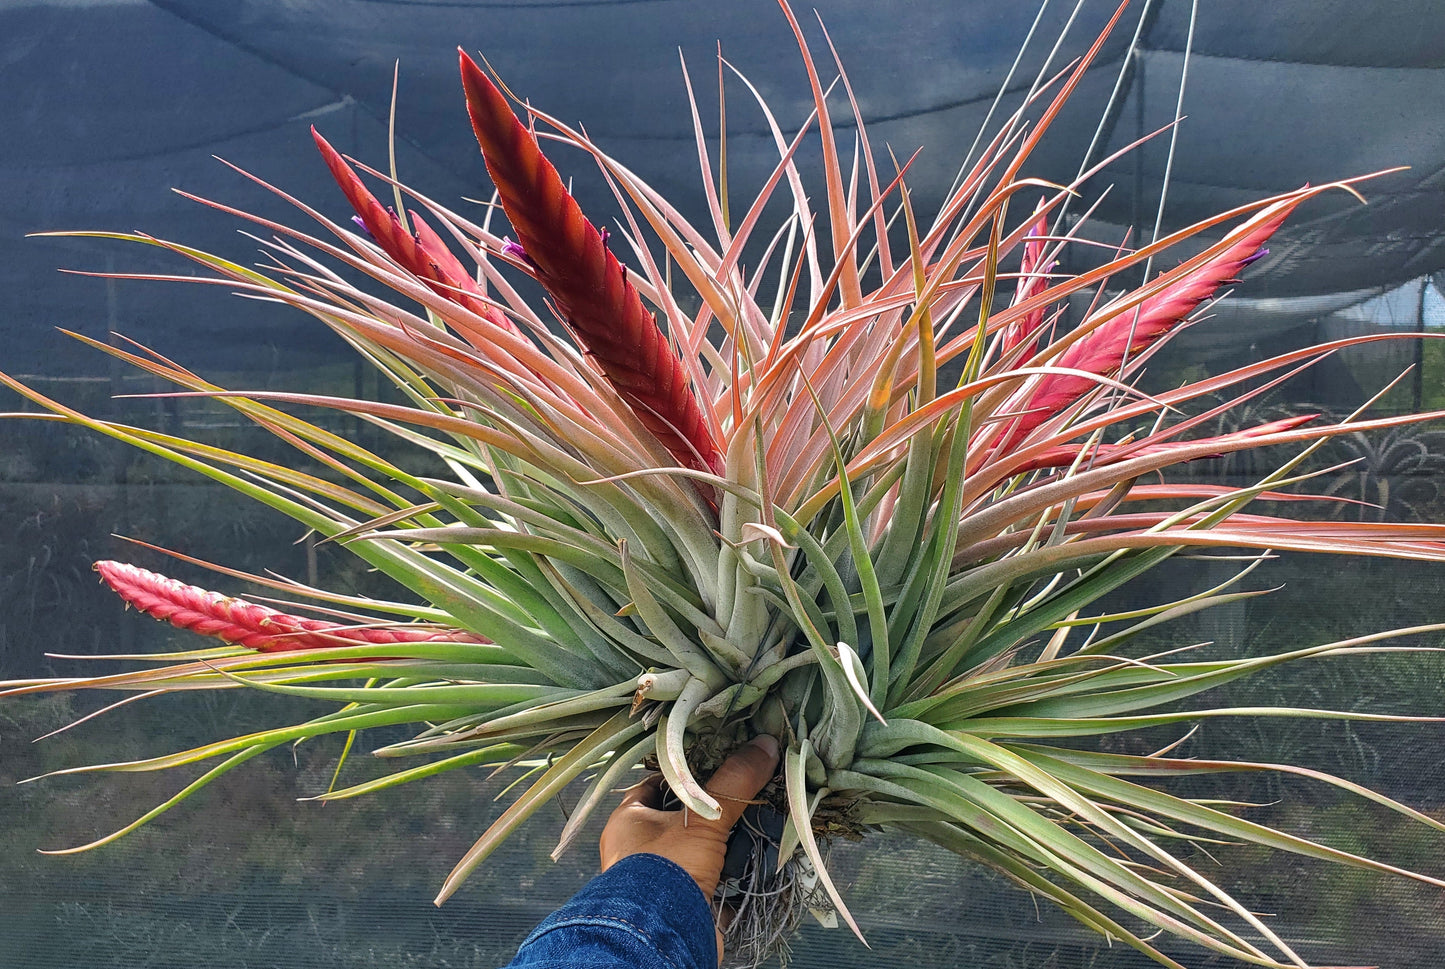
(5, 2, 1445, 966)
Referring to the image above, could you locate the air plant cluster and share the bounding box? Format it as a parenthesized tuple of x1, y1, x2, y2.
(4, 3, 1445, 967)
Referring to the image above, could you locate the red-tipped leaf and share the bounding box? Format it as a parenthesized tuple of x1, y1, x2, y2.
(1000, 200, 1055, 359)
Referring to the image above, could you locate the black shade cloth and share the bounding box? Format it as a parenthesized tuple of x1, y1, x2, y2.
(3, 0, 1443, 372)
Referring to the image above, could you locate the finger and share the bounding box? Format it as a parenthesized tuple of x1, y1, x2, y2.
(617, 772, 665, 811)
(704, 735, 780, 829)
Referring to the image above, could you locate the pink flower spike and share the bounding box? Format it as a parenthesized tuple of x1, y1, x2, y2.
(311, 127, 519, 337)
(96, 560, 488, 653)
(998, 202, 1297, 453)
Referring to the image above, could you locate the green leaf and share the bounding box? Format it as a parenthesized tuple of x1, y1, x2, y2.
(435, 711, 646, 903)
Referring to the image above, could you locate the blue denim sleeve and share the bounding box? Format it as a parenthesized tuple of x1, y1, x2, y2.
(501, 853, 717, 969)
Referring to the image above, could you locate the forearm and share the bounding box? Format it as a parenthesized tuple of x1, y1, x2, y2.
(502, 853, 717, 969)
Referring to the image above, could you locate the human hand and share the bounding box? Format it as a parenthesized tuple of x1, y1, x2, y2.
(600, 734, 780, 896)
(599, 734, 781, 962)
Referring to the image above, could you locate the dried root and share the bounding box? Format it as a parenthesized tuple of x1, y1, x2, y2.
(717, 804, 836, 968)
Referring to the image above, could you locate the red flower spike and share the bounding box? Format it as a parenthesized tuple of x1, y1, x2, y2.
(311, 127, 519, 336)
(999, 204, 1294, 452)
(457, 51, 725, 482)
(96, 560, 489, 652)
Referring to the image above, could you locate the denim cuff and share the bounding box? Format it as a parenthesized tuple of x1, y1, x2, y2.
(516, 853, 716, 969)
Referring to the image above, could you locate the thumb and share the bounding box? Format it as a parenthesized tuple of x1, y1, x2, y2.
(616, 772, 665, 811)
(704, 735, 780, 829)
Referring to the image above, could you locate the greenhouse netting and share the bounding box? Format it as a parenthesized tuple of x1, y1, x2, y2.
(3, 2, 1444, 967)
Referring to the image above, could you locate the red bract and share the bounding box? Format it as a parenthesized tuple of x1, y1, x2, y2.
(457, 51, 724, 483)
